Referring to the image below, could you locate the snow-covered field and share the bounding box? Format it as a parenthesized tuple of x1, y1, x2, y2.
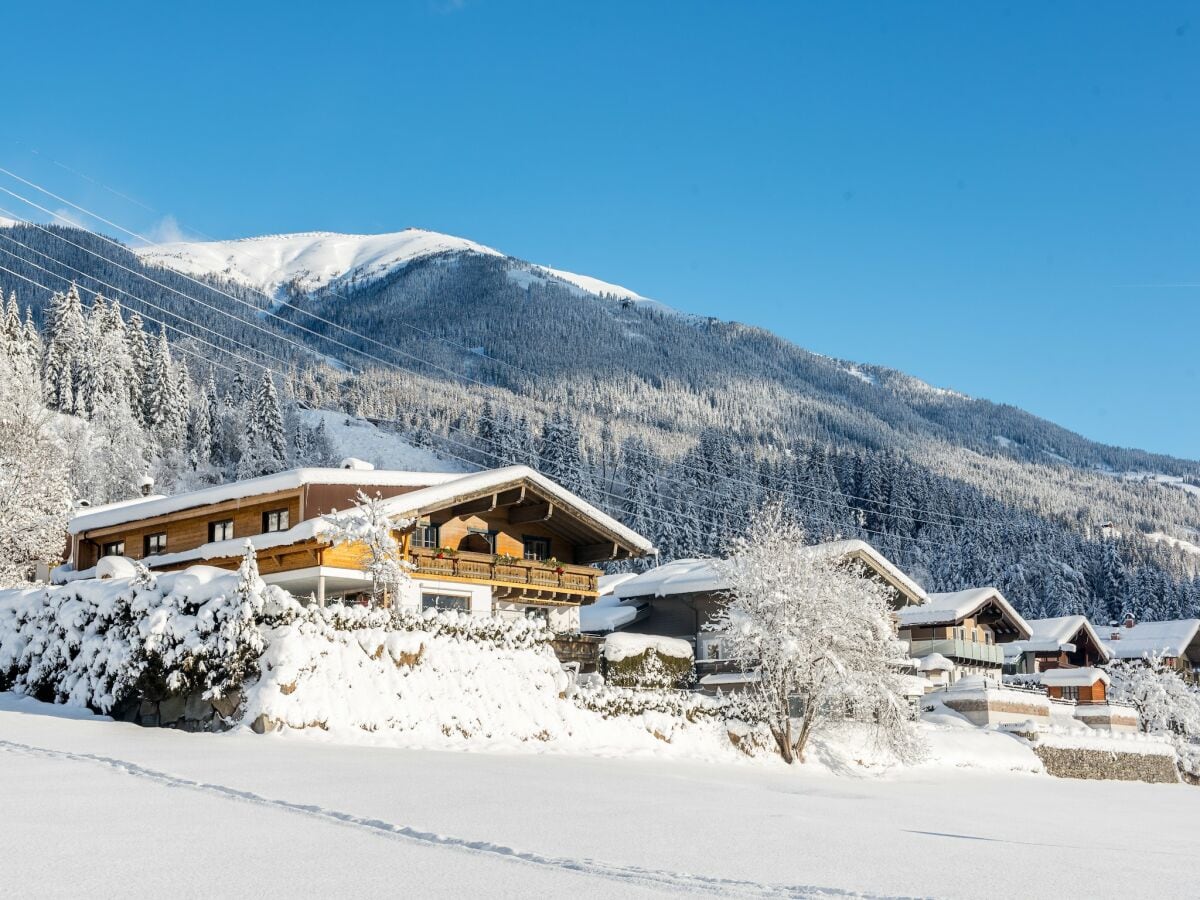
(2, 694, 1196, 899)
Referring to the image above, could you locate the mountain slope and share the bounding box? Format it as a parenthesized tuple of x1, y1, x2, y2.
(3, 219, 1200, 621)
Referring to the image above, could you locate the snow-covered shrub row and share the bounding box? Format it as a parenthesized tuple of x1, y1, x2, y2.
(0, 555, 279, 713)
(573, 680, 722, 722)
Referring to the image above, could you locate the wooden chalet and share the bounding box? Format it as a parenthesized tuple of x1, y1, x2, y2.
(1102, 616, 1200, 682)
(896, 587, 1032, 685)
(65, 464, 655, 641)
(1002, 615, 1112, 675)
(587, 539, 929, 688)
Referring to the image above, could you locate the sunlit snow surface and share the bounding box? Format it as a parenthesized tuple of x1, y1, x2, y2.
(2, 692, 1198, 898)
(136, 227, 649, 302)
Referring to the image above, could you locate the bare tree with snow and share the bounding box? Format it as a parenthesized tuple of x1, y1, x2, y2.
(0, 344, 72, 586)
(321, 491, 413, 608)
(712, 503, 924, 764)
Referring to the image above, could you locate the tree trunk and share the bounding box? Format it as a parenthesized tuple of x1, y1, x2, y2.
(794, 709, 817, 764)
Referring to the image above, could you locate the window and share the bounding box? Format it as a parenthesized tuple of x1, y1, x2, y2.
(412, 519, 440, 549)
(262, 509, 289, 533)
(208, 519, 234, 542)
(422, 593, 469, 613)
(101, 540, 125, 557)
(522, 536, 551, 561)
(1062, 685, 1079, 702)
(143, 532, 167, 555)
(524, 606, 549, 625)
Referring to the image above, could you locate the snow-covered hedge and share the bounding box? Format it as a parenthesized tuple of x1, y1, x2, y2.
(602, 632, 695, 689)
(0, 556, 282, 713)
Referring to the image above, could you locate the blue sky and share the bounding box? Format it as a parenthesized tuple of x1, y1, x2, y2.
(2, 2, 1198, 457)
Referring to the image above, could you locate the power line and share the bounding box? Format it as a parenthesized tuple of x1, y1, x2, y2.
(0, 165, 991, 526)
(0, 168, 1000, 534)
(0, 233, 289, 373)
(0, 262, 245, 379)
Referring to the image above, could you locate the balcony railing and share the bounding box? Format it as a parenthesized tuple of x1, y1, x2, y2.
(409, 548, 600, 594)
(910, 638, 1004, 666)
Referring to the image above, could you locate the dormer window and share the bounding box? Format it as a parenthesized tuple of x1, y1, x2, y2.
(262, 509, 289, 533)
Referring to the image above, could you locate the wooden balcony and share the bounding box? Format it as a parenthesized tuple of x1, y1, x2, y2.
(408, 548, 600, 600)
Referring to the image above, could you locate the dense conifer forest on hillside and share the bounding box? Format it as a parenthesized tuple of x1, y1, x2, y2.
(2, 220, 1200, 622)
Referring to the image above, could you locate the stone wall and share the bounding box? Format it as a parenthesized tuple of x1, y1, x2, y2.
(1033, 745, 1179, 784)
(113, 690, 241, 732)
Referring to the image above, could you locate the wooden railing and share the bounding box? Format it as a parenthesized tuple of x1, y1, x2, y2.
(408, 548, 600, 594)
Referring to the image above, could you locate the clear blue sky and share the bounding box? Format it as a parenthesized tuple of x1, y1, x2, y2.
(2, 2, 1198, 457)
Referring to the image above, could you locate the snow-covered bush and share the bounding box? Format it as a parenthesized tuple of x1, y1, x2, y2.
(602, 632, 695, 689)
(0, 548, 287, 714)
(711, 503, 925, 765)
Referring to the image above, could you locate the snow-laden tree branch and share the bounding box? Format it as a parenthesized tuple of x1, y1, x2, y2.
(321, 491, 414, 607)
(711, 503, 925, 764)
(1108, 657, 1200, 777)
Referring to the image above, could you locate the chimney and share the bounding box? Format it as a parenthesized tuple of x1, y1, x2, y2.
(1123, 613, 1137, 630)
(139, 475, 155, 497)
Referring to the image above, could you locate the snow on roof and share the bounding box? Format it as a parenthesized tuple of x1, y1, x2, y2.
(1040, 667, 1109, 688)
(916, 653, 955, 672)
(597, 572, 640, 597)
(603, 632, 693, 662)
(896, 587, 1032, 638)
(69, 468, 463, 534)
(579, 600, 640, 634)
(1103, 619, 1200, 660)
(612, 539, 927, 604)
(1002, 615, 1112, 663)
(373, 465, 655, 555)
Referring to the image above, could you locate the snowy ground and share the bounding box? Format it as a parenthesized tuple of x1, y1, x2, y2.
(2, 694, 1197, 899)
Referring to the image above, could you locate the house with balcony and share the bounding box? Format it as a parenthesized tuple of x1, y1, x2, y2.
(63, 463, 655, 645)
(1102, 616, 1200, 681)
(1002, 614, 1112, 675)
(897, 587, 1032, 687)
(583, 539, 929, 689)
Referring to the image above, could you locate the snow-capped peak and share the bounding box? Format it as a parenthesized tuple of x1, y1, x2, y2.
(134, 227, 649, 304)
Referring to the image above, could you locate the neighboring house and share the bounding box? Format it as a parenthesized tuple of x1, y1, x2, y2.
(63, 463, 654, 638)
(1040, 667, 1110, 704)
(1102, 616, 1200, 681)
(897, 588, 1032, 686)
(1002, 615, 1112, 675)
(587, 539, 929, 685)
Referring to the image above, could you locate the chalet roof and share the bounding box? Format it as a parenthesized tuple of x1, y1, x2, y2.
(68, 468, 463, 534)
(1039, 667, 1110, 688)
(1001, 615, 1113, 663)
(895, 587, 1032, 639)
(1103, 619, 1200, 661)
(371, 466, 655, 556)
(66, 464, 655, 556)
(611, 539, 928, 605)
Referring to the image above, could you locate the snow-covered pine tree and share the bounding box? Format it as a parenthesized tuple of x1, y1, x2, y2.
(42, 284, 86, 413)
(238, 370, 288, 479)
(125, 311, 151, 424)
(711, 502, 924, 764)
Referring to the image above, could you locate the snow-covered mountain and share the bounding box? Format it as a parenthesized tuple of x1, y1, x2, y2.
(135, 227, 652, 305)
